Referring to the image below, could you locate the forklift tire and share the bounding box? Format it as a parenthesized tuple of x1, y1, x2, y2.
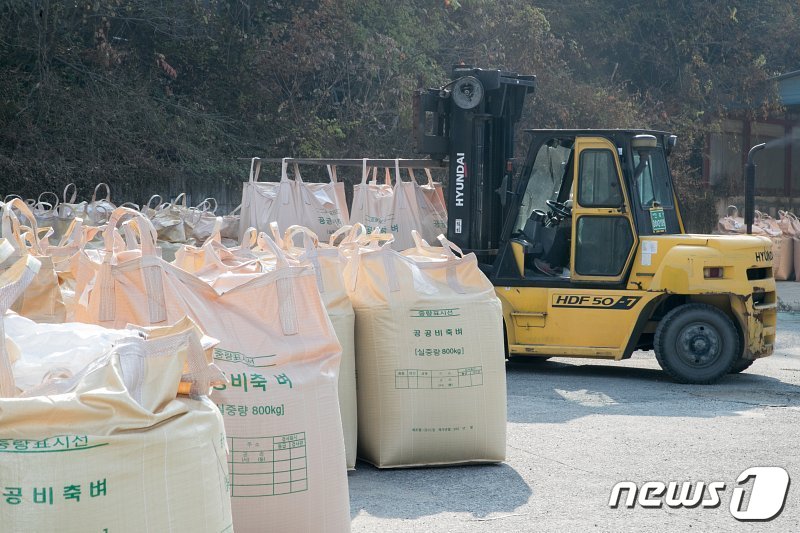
(654, 303, 739, 384)
(729, 358, 755, 374)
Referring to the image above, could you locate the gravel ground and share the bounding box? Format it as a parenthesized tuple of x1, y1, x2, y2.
(349, 313, 800, 532)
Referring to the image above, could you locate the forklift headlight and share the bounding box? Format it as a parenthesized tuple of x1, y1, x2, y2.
(704, 267, 724, 279)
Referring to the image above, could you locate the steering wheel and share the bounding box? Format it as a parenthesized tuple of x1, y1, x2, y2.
(546, 199, 572, 219)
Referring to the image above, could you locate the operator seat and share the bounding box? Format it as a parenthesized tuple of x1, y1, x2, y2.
(519, 200, 572, 270)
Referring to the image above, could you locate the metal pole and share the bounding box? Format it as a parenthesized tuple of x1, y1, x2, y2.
(237, 157, 447, 169)
(745, 143, 766, 235)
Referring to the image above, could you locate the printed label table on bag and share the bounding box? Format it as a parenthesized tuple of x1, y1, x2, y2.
(228, 433, 308, 497)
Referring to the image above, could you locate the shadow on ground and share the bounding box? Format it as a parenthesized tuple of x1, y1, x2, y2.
(506, 355, 800, 424)
(348, 461, 531, 520)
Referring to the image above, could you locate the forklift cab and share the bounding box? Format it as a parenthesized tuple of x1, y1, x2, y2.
(497, 130, 683, 287)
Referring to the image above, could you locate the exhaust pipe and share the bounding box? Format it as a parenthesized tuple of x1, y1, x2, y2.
(745, 143, 766, 235)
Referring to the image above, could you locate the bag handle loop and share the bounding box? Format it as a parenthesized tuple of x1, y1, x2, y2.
(173, 193, 188, 209)
(63, 183, 78, 204)
(91, 183, 111, 204)
(326, 164, 338, 183)
(249, 157, 262, 183)
(146, 194, 163, 211)
(36, 191, 59, 214)
(241, 226, 258, 248)
(361, 158, 369, 185)
(2, 198, 45, 254)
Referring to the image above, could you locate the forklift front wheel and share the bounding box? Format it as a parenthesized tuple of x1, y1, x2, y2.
(654, 303, 739, 384)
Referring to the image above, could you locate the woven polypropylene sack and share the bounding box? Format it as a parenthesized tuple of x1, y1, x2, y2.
(277, 224, 358, 470)
(774, 211, 797, 281)
(772, 236, 793, 281)
(73, 183, 116, 227)
(240, 158, 349, 243)
(74, 207, 350, 533)
(343, 231, 507, 468)
(349, 160, 425, 251)
(0, 199, 66, 323)
(409, 168, 448, 244)
(0, 253, 232, 532)
(151, 193, 191, 244)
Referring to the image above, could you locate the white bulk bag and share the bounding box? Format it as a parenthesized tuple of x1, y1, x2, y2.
(184, 197, 219, 243)
(273, 223, 358, 470)
(30, 191, 60, 239)
(409, 167, 448, 244)
(349, 163, 395, 236)
(152, 192, 191, 244)
(350, 159, 425, 251)
(221, 204, 242, 242)
(344, 231, 507, 468)
(1, 253, 230, 532)
(0, 199, 66, 323)
(74, 207, 351, 533)
(52, 183, 85, 240)
(240, 158, 349, 243)
(77, 183, 116, 226)
(0, 304, 232, 531)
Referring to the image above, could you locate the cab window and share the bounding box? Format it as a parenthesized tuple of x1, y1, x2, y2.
(578, 150, 623, 207)
(633, 148, 673, 208)
(514, 140, 573, 231)
(575, 216, 633, 276)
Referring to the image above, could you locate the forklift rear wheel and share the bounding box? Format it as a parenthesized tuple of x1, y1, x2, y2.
(729, 358, 755, 374)
(654, 304, 739, 384)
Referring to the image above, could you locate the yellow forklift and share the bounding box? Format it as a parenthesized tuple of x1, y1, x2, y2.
(413, 66, 776, 383)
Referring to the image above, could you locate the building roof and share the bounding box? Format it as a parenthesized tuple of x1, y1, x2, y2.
(775, 69, 800, 81)
(775, 69, 800, 106)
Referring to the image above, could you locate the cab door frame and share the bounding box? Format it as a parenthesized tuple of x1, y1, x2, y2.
(570, 136, 639, 284)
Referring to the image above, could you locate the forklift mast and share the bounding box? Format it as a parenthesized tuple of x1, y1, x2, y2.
(413, 66, 535, 257)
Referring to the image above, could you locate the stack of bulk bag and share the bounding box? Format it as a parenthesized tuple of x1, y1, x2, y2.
(350, 159, 425, 251)
(272, 223, 358, 470)
(181, 197, 241, 247)
(74, 207, 350, 533)
(717, 205, 767, 235)
(344, 230, 507, 468)
(240, 158, 349, 243)
(55, 182, 116, 227)
(0, 252, 232, 532)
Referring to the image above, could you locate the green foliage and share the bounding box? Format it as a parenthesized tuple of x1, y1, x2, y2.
(1, 0, 798, 225)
